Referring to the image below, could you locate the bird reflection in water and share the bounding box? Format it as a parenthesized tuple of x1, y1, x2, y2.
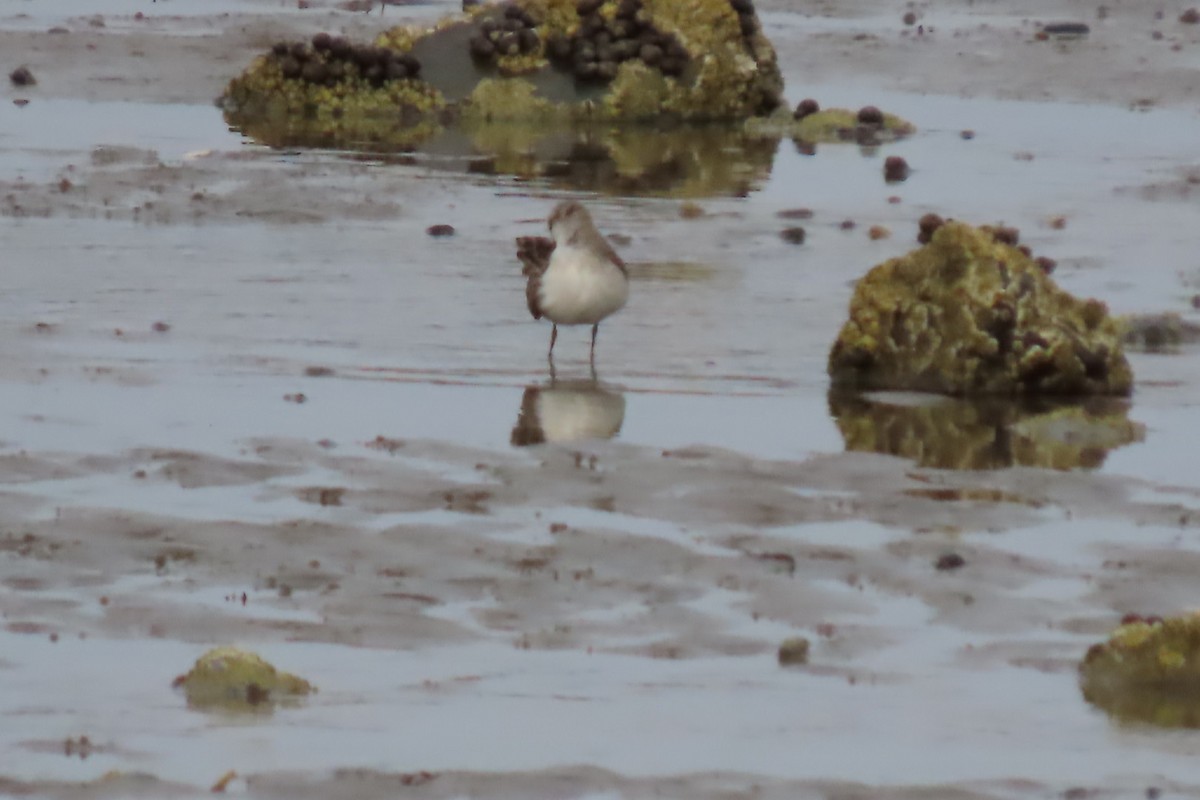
(510, 377, 626, 447)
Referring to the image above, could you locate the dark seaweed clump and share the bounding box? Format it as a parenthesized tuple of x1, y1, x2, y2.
(469, 4, 542, 64)
(545, 0, 690, 84)
(271, 33, 422, 88)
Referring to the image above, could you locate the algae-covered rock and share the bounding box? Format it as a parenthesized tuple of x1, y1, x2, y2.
(829, 392, 1143, 470)
(174, 646, 314, 712)
(828, 220, 1134, 396)
(222, 0, 784, 141)
(221, 33, 447, 146)
(1080, 614, 1200, 728)
(746, 105, 915, 145)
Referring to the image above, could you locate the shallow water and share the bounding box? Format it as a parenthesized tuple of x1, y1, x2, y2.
(3, 4, 1200, 798)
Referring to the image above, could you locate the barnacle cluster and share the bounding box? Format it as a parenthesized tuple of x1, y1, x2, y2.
(828, 220, 1133, 396)
(1081, 614, 1200, 728)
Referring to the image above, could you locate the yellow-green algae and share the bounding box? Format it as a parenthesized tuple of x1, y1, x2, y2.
(830, 393, 1143, 470)
(222, 49, 446, 148)
(225, 0, 784, 145)
(746, 106, 915, 144)
(175, 646, 314, 712)
(828, 221, 1134, 396)
(1081, 614, 1200, 728)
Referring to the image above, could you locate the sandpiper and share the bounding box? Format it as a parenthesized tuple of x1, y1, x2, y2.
(516, 201, 629, 364)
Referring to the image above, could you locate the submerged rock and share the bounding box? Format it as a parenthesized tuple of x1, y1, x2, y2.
(173, 646, 315, 712)
(1081, 614, 1200, 728)
(828, 220, 1133, 396)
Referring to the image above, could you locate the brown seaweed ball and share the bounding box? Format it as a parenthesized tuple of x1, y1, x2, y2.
(903, 11, 917, 25)
(574, 60, 600, 81)
(739, 14, 757, 36)
(504, 3, 528, 20)
(290, 42, 310, 61)
(496, 32, 520, 56)
(857, 105, 884, 126)
(613, 39, 639, 61)
(581, 13, 605, 37)
(400, 54, 421, 76)
(330, 37, 352, 59)
(990, 226, 1020, 245)
(659, 57, 684, 77)
(732, 0, 754, 11)
(364, 63, 384, 85)
(272, 41, 290, 56)
(1182, 8, 1200, 23)
(547, 35, 572, 62)
(577, 0, 604, 14)
(793, 98, 819, 119)
(596, 60, 618, 81)
(518, 28, 539, 53)
(279, 56, 302, 79)
(386, 60, 410, 81)
(883, 155, 909, 182)
(574, 42, 596, 62)
(312, 32, 332, 51)
(639, 43, 663, 65)
(326, 61, 346, 82)
(917, 213, 944, 243)
(615, 0, 640, 18)
(301, 61, 328, 84)
(470, 35, 495, 60)
(1035, 256, 1057, 275)
(480, 17, 498, 36)
(665, 37, 688, 60)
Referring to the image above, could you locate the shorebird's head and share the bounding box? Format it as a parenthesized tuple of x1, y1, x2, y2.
(547, 200, 593, 243)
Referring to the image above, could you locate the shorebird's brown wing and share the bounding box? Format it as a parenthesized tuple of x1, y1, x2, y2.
(516, 235, 555, 320)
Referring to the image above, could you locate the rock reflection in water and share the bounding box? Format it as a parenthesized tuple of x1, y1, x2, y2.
(228, 114, 778, 198)
(510, 379, 625, 447)
(829, 391, 1145, 470)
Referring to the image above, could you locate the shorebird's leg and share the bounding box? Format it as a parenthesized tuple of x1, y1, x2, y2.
(548, 324, 558, 359)
(590, 324, 599, 361)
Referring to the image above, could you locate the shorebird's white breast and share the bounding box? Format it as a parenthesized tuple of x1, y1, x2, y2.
(538, 243, 629, 326)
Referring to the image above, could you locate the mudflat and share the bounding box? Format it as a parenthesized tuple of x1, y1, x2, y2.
(3, 1, 1200, 798)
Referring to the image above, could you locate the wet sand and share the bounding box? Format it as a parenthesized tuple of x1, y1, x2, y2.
(3, 0, 1200, 798)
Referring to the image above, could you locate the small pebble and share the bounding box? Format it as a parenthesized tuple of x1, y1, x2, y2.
(777, 637, 810, 666)
(151, 321, 170, 332)
(868, 225, 890, 240)
(856, 105, 884, 126)
(935, 553, 966, 571)
(1181, 8, 1200, 24)
(839, 219, 856, 231)
(779, 226, 806, 245)
(793, 98, 820, 120)
(883, 155, 909, 182)
(9, 66, 36, 86)
(776, 208, 813, 220)
(960, 129, 975, 140)
(426, 224, 456, 237)
(903, 11, 917, 25)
